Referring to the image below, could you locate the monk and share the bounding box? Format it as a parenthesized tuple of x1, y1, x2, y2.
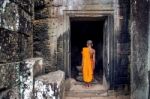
(82, 40, 95, 87)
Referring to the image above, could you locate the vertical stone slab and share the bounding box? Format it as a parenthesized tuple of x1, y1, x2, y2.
(114, 0, 130, 88)
(20, 59, 34, 99)
(148, 1, 150, 98)
(130, 0, 149, 99)
(20, 58, 43, 99)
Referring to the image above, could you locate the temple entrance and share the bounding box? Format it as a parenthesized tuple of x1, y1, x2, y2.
(70, 17, 105, 84)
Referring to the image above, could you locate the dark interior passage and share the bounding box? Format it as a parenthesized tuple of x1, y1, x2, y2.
(70, 17, 105, 83)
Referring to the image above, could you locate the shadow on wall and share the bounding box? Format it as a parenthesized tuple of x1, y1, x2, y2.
(149, 71, 150, 99)
(33, 21, 53, 73)
(57, 31, 69, 71)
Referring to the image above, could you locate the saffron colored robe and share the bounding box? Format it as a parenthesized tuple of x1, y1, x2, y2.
(82, 47, 93, 83)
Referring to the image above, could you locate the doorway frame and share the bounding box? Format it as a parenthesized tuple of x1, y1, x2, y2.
(63, 10, 114, 89)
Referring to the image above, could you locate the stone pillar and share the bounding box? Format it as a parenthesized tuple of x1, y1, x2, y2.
(130, 0, 149, 99)
(116, 0, 130, 88)
(33, 0, 64, 72)
(113, 0, 130, 89)
(147, 0, 150, 98)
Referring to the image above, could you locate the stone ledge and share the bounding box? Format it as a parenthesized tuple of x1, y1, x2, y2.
(0, 58, 44, 99)
(34, 70, 65, 99)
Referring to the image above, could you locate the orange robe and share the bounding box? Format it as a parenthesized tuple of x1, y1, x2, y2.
(82, 47, 93, 83)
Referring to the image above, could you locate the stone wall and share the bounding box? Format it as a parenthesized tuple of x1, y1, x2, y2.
(0, 0, 34, 98)
(0, 0, 33, 63)
(113, 0, 130, 89)
(149, 1, 150, 98)
(130, 0, 149, 99)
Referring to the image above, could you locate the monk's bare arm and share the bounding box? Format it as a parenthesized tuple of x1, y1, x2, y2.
(93, 49, 96, 70)
(81, 50, 83, 68)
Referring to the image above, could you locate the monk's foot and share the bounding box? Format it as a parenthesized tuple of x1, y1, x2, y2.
(82, 84, 87, 88)
(87, 83, 93, 88)
(88, 84, 90, 88)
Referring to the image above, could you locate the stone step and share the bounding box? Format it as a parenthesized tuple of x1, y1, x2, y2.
(65, 95, 130, 99)
(66, 90, 108, 97)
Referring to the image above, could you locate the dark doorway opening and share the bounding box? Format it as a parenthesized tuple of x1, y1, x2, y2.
(70, 17, 105, 84)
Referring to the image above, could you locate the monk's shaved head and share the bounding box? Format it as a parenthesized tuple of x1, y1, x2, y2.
(87, 40, 93, 47)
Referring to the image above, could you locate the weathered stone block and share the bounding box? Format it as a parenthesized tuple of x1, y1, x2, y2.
(0, 1, 19, 31)
(0, 58, 44, 99)
(48, 7, 60, 18)
(48, 18, 59, 29)
(33, 58, 44, 77)
(0, 28, 20, 63)
(34, 0, 45, 9)
(0, 87, 19, 99)
(0, 62, 20, 90)
(35, 8, 49, 20)
(20, 58, 44, 99)
(45, 0, 63, 6)
(33, 22, 49, 41)
(19, 16, 32, 35)
(34, 70, 65, 99)
(0, 0, 33, 62)
(19, 34, 33, 59)
(0, 0, 32, 32)
(11, 0, 33, 14)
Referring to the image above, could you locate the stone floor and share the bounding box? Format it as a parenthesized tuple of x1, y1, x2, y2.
(65, 79, 130, 99)
(65, 96, 130, 99)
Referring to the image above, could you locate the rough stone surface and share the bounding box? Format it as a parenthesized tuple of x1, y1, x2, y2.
(0, 87, 19, 99)
(0, 29, 20, 63)
(148, 1, 150, 98)
(0, 62, 20, 90)
(20, 59, 34, 99)
(130, 0, 149, 99)
(0, 58, 43, 99)
(34, 70, 65, 99)
(20, 58, 43, 99)
(0, 0, 34, 96)
(0, 0, 33, 63)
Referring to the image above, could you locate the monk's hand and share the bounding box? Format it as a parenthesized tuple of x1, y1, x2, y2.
(93, 66, 95, 70)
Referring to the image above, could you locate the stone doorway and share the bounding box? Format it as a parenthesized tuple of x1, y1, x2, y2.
(70, 17, 105, 84)
(64, 10, 114, 89)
